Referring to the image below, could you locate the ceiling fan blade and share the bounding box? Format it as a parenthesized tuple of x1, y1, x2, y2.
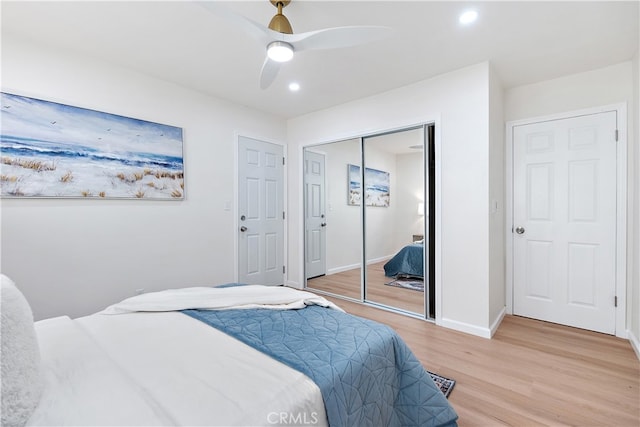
(196, 1, 278, 46)
(260, 57, 281, 90)
(286, 26, 392, 52)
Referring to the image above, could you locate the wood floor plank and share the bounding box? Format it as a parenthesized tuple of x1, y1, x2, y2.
(307, 261, 425, 314)
(323, 296, 640, 426)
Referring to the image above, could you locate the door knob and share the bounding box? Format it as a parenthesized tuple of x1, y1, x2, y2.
(320, 223, 327, 227)
(515, 226, 525, 234)
(240, 226, 248, 232)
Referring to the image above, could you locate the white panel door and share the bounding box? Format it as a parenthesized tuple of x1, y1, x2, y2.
(513, 111, 617, 334)
(304, 150, 326, 279)
(238, 136, 284, 285)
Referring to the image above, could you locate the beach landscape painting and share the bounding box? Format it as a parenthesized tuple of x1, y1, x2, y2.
(0, 92, 184, 199)
(348, 164, 390, 207)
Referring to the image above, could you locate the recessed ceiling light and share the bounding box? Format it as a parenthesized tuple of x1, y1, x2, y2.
(288, 82, 300, 92)
(459, 10, 478, 25)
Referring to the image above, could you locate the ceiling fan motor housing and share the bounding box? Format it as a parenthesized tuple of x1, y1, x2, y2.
(269, 0, 293, 34)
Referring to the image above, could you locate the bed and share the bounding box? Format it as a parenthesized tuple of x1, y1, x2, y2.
(384, 241, 426, 279)
(1, 274, 457, 427)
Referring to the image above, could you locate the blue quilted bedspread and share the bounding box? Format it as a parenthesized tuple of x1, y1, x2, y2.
(384, 242, 425, 278)
(183, 305, 457, 427)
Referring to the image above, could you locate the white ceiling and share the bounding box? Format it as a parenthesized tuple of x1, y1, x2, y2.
(2, 1, 638, 119)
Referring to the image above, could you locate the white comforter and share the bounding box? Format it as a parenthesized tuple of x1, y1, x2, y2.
(28, 286, 331, 426)
(101, 285, 343, 314)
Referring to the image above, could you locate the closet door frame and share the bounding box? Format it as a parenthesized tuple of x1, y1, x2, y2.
(300, 118, 442, 323)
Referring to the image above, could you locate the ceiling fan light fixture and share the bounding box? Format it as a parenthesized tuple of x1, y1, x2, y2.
(267, 41, 294, 62)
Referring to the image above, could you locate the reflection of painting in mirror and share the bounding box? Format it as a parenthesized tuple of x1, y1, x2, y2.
(347, 164, 361, 206)
(347, 164, 390, 207)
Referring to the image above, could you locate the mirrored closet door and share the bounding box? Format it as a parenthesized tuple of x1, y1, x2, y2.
(304, 124, 435, 319)
(363, 128, 426, 316)
(304, 138, 362, 301)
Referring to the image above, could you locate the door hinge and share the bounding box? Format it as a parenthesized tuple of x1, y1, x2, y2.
(283, 211, 285, 220)
(614, 296, 618, 307)
(615, 129, 619, 142)
(283, 266, 286, 274)
(282, 157, 286, 165)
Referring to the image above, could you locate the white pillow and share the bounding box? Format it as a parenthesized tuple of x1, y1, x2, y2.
(1, 274, 43, 427)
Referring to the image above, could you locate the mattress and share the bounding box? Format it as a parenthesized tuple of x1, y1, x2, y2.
(29, 311, 327, 426)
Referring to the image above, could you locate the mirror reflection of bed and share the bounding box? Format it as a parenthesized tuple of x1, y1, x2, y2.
(307, 246, 425, 315)
(384, 238, 425, 286)
(305, 125, 430, 318)
(362, 244, 425, 315)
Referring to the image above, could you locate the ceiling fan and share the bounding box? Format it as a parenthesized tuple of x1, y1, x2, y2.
(199, 0, 391, 89)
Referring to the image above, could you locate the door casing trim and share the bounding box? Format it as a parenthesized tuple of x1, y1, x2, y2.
(505, 103, 627, 338)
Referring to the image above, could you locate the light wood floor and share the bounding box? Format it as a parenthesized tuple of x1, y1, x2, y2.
(307, 262, 425, 314)
(325, 296, 640, 426)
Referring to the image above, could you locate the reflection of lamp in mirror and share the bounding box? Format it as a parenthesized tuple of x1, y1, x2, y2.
(417, 202, 424, 216)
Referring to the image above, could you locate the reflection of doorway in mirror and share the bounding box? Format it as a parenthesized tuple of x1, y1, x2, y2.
(305, 138, 362, 300)
(304, 150, 326, 279)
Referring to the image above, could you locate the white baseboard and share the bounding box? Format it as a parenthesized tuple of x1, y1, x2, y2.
(490, 307, 507, 338)
(286, 280, 301, 289)
(327, 263, 360, 275)
(628, 329, 640, 361)
(327, 255, 393, 276)
(366, 255, 393, 265)
(440, 317, 492, 339)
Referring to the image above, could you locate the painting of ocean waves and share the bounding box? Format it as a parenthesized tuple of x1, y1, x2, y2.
(348, 164, 390, 207)
(0, 92, 184, 199)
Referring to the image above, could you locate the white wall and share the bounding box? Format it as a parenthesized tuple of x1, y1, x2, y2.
(632, 51, 640, 357)
(288, 62, 493, 335)
(0, 36, 286, 320)
(363, 144, 397, 262)
(394, 152, 424, 250)
(505, 61, 636, 340)
(505, 62, 635, 121)
(488, 65, 505, 328)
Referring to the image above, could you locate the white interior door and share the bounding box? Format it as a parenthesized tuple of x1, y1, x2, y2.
(238, 136, 284, 285)
(304, 150, 326, 279)
(513, 111, 618, 334)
